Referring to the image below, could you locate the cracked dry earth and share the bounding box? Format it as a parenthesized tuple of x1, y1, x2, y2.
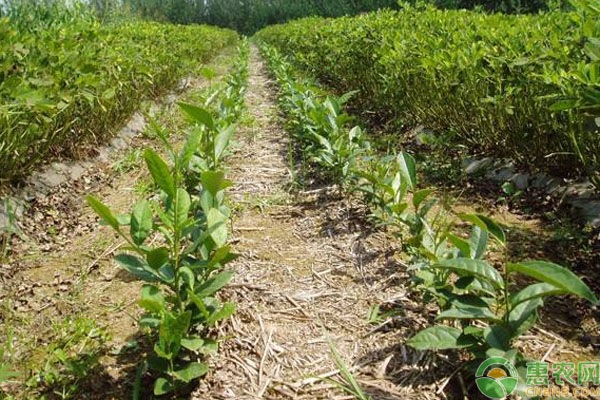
(193, 48, 447, 400)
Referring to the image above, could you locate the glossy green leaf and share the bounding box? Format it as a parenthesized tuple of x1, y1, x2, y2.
(195, 271, 234, 297)
(154, 377, 174, 395)
(207, 208, 228, 247)
(201, 170, 233, 197)
(436, 306, 499, 322)
(138, 285, 165, 314)
(407, 325, 474, 350)
(178, 102, 215, 131)
(144, 149, 175, 198)
(469, 225, 489, 259)
(433, 258, 504, 289)
(459, 214, 506, 245)
(508, 298, 543, 336)
(115, 254, 158, 282)
(510, 283, 566, 308)
(508, 261, 599, 305)
(206, 302, 236, 325)
(131, 201, 153, 245)
(398, 151, 417, 190)
(86, 195, 120, 231)
(173, 362, 209, 383)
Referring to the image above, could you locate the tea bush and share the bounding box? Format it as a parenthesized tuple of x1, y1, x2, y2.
(260, 44, 599, 392)
(0, 12, 237, 183)
(87, 41, 249, 396)
(256, 1, 600, 188)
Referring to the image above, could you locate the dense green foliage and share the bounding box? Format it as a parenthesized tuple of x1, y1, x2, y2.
(87, 42, 248, 397)
(0, 6, 237, 183)
(256, 2, 600, 188)
(261, 44, 599, 390)
(421, 0, 566, 13)
(122, 0, 399, 34)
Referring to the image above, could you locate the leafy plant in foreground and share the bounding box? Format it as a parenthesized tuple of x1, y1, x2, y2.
(85, 41, 248, 395)
(408, 215, 599, 365)
(87, 145, 236, 394)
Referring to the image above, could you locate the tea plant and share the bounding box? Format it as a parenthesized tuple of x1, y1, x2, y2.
(86, 42, 248, 396)
(256, 3, 600, 189)
(406, 218, 599, 393)
(88, 154, 236, 395)
(0, 7, 237, 183)
(261, 43, 599, 392)
(261, 46, 369, 189)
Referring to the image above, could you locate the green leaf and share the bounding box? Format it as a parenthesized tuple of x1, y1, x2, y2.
(507, 298, 542, 335)
(144, 150, 175, 198)
(197, 338, 218, 355)
(180, 129, 202, 166)
(175, 188, 191, 229)
(436, 306, 499, 322)
(159, 311, 191, 356)
(115, 254, 158, 282)
(398, 152, 417, 189)
(433, 258, 504, 289)
(181, 337, 205, 351)
(459, 214, 506, 245)
(86, 195, 120, 231)
(173, 362, 209, 383)
(179, 266, 195, 290)
(507, 261, 598, 305)
(201, 170, 233, 197)
(483, 325, 511, 350)
(154, 377, 174, 395)
(413, 188, 434, 209)
(196, 271, 234, 297)
(407, 326, 474, 350)
(447, 233, 470, 258)
(207, 208, 228, 247)
(206, 302, 236, 326)
(510, 283, 565, 308)
(469, 225, 489, 259)
(131, 201, 153, 245)
(206, 246, 236, 270)
(215, 124, 235, 161)
(549, 99, 577, 111)
(178, 102, 215, 131)
(138, 285, 165, 314)
(147, 247, 169, 270)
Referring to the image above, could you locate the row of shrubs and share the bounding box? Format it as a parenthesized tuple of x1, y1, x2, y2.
(256, 1, 600, 189)
(260, 43, 599, 397)
(0, 7, 237, 183)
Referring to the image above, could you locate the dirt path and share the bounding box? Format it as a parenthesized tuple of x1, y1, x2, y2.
(192, 47, 446, 400)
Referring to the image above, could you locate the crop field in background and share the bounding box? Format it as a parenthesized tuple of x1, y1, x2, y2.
(256, 1, 600, 189)
(0, 2, 237, 183)
(0, 0, 599, 399)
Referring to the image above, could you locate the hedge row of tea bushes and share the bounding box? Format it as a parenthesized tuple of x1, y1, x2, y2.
(0, 12, 237, 183)
(256, 1, 600, 189)
(122, 0, 400, 34)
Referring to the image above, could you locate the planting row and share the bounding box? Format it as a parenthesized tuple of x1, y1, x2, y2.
(256, 1, 600, 189)
(86, 41, 249, 397)
(260, 44, 599, 395)
(0, 12, 237, 183)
